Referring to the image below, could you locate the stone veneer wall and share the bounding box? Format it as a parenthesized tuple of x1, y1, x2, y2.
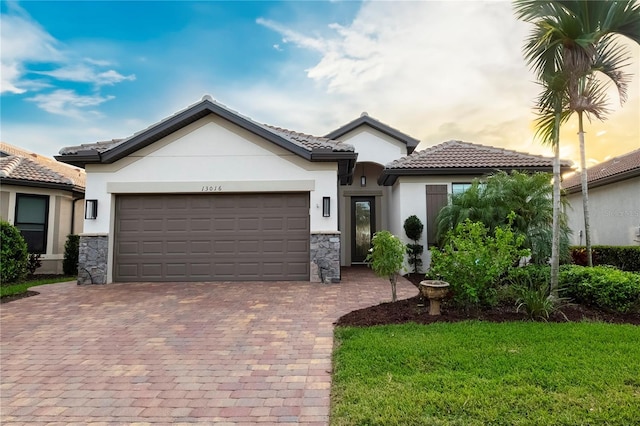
(310, 232, 341, 283)
(78, 234, 109, 285)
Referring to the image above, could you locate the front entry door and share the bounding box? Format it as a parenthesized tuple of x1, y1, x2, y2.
(351, 197, 375, 263)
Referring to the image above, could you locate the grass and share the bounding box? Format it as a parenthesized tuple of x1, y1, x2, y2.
(0, 276, 75, 298)
(331, 322, 640, 425)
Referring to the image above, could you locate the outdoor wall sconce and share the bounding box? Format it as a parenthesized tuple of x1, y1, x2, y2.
(85, 199, 98, 220)
(360, 175, 366, 187)
(322, 197, 331, 217)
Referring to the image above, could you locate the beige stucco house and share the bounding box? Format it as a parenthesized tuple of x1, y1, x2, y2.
(56, 96, 564, 284)
(563, 148, 640, 246)
(1, 142, 85, 274)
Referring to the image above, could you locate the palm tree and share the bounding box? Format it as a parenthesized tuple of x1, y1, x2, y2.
(435, 171, 570, 265)
(514, 0, 640, 269)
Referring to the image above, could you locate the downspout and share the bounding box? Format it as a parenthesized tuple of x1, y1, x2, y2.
(71, 194, 83, 235)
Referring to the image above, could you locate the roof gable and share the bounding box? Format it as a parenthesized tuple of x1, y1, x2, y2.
(379, 140, 572, 185)
(56, 97, 356, 170)
(0, 142, 85, 192)
(563, 148, 640, 193)
(325, 113, 419, 154)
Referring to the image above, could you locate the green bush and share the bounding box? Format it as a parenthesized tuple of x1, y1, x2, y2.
(366, 231, 406, 302)
(428, 217, 529, 310)
(559, 265, 640, 313)
(570, 246, 640, 272)
(63, 234, 80, 276)
(1, 221, 28, 284)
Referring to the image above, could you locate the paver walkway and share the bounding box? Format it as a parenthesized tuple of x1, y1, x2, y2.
(1, 267, 416, 425)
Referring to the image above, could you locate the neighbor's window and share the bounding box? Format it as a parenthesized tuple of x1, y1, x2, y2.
(452, 183, 472, 195)
(15, 194, 49, 254)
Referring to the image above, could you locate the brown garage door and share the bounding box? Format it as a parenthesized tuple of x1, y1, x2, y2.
(114, 193, 310, 282)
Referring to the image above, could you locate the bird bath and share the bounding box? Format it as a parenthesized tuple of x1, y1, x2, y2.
(419, 280, 450, 316)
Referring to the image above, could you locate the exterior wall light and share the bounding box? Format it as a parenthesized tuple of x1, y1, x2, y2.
(360, 175, 366, 187)
(322, 197, 331, 217)
(85, 199, 98, 220)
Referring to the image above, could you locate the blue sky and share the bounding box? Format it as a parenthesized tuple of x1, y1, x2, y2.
(1, 0, 638, 166)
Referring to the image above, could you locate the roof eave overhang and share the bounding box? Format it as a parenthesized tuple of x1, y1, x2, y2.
(56, 100, 317, 167)
(378, 165, 558, 186)
(311, 150, 358, 185)
(564, 168, 640, 194)
(0, 177, 85, 195)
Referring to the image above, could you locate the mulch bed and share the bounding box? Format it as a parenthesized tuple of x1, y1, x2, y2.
(0, 291, 39, 304)
(335, 273, 640, 327)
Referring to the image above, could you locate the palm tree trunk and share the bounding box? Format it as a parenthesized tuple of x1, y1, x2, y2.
(578, 112, 593, 266)
(550, 112, 561, 299)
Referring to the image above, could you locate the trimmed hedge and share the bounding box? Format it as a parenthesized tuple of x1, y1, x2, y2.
(63, 234, 80, 276)
(503, 264, 640, 313)
(570, 245, 640, 272)
(559, 265, 640, 313)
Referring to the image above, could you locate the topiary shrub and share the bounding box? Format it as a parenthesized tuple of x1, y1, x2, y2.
(63, 234, 80, 276)
(403, 215, 424, 274)
(559, 265, 640, 313)
(1, 220, 28, 284)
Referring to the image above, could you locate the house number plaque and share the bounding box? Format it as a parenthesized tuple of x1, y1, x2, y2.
(201, 185, 223, 192)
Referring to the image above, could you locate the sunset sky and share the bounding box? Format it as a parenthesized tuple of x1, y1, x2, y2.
(1, 1, 638, 169)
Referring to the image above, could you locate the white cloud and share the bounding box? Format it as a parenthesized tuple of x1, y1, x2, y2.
(37, 64, 136, 86)
(0, 2, 134, 117)
(26, 89, 114, 118)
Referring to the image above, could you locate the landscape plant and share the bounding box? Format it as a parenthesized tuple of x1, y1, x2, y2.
(560, 265, 640, 313)
(365, 230, 406, 302)
(403, 215, 424, 275)
(428, 215, 529, 310)
(435, 170, 569, 264)
(26, 253, 42, 276)
(0, 220, 28, 284)
(63, 234, 80, 276)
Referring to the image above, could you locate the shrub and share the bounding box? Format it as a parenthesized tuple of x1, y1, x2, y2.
(27, 253, 42, 275)
(570, 246, 640, 272)
(366, 231, 406, 302)
(403, 215, 424, 274)
(1, 221, 28, 284)
(427, 216, 530, 310)
(63, 234, 80, 276)
(559, 265, 640, 313)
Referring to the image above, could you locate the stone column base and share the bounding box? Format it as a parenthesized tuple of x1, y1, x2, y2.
(310, 232, 341, 283)
(78, 234, 109, 285)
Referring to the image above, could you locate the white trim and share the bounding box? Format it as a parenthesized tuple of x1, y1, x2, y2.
(107, 180, 316, 194)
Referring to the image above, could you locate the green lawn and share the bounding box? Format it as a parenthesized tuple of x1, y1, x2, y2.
(331, 322, 640, 426)
(0, 276, 75, 298)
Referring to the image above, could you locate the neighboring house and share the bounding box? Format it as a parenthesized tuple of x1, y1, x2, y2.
(56, 96, 565, 284)
(563, 148, 640, 246)
(1, 142, 85, 274)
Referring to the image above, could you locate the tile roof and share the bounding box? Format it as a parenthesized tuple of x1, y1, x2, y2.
(385, 140, 569, 170)
(0, 142, 86, 189)
(563, 148, 640, 191)
(263, 125, 353, 152)
(59, 98, 353, 156)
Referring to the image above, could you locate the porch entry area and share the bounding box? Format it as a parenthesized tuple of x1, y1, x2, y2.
(351, 196, 375, 263)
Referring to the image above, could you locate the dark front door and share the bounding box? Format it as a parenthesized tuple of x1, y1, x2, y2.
(351, 197, 375, 263)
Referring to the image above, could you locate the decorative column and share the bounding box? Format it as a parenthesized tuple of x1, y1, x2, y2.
(310, 231, 341, 283)
(77, 234, 109, 285)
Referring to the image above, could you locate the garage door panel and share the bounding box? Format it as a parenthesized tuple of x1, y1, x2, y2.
(115, 193, 310, 282)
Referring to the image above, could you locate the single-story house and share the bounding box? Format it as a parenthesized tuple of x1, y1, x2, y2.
(1, 142, 85, 274)
(563, 148, 640, 246)
(56, 96, 566, 284)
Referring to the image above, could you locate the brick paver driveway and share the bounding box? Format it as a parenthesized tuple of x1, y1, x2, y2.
(1, 267, 416, 425)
